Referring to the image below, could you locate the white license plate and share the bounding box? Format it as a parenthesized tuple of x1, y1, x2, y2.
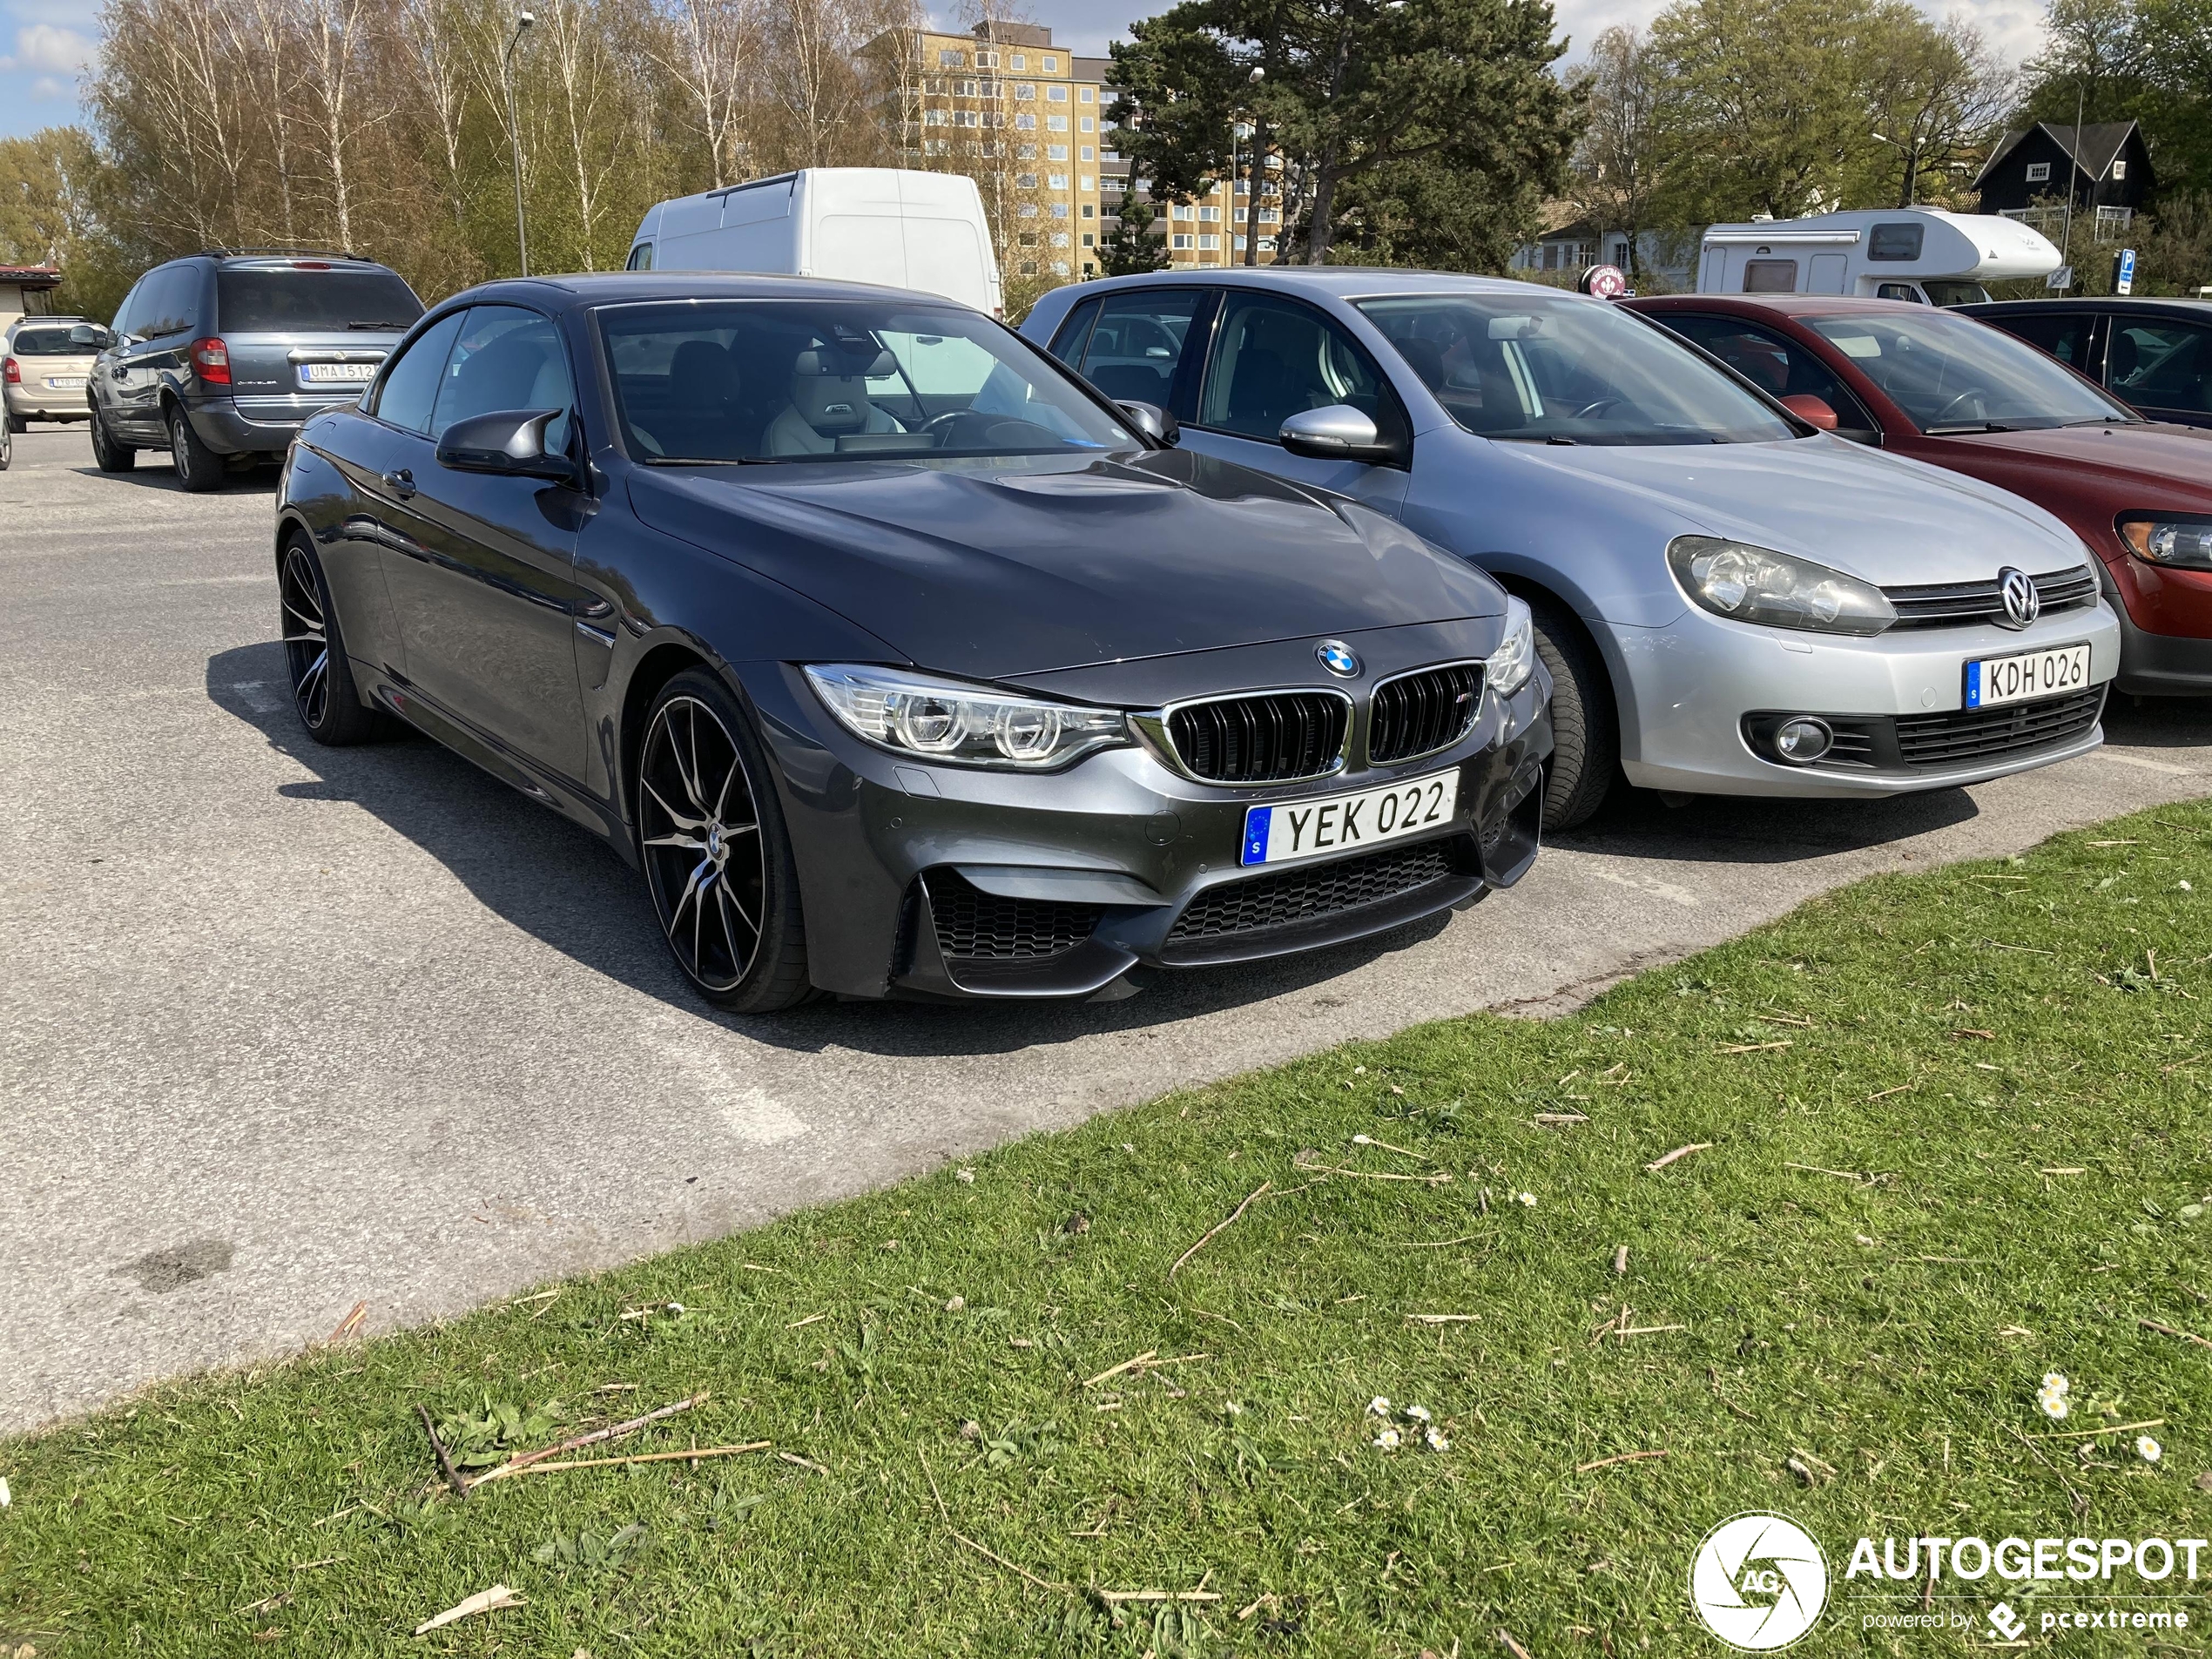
(1964, 643, 2091, 710)
(299, 361, 377, 386)
(44, 375, 85, 390)
(1240, 769, 1460, 867)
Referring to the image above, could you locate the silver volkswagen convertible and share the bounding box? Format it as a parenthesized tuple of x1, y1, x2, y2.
(1024, 271, 2121, 827)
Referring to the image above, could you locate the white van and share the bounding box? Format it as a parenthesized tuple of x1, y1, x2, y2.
(1696, 208, 2061, 307)
(627, 168, 1004, 316)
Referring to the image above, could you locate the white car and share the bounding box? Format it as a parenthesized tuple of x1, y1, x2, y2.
(1022, 269, 2121, 827)
(4, 314, 98, 432)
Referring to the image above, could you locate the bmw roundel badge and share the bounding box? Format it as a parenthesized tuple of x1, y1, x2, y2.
(1316, 640, 1361, 678)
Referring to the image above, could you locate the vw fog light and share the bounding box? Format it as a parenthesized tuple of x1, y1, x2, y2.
(1774, 717, 1832, 765)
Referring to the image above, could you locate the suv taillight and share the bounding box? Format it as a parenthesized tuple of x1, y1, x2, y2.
(3, 356, 17, 385)
(189, 336, 231, 385)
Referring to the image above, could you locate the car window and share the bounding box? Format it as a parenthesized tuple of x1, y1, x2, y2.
(429, 306, 575, 451)
(373, 311, 468, 435)
(597, 298, 1136, 463)
(1803, 309, 2137, 431)
(138, 266, 199, 339)
(6, 325, 85, 355)
(1743, 260, 1797, 293)
(1197, 293, 1403, 445)
(2109, 319, 2212, 415)
(216, 267, 422, 333)
(1359, 291, 1797, 445)
(1047, 295, 1102, 366)
(1661, 314, 1878, 432)
(1980, 310, 2096, 372)
(626, 242, 654, 271)
(1077, 289, 1202, 410)
(111, 280, 145, 340)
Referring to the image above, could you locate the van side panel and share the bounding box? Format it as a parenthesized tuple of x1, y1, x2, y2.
(819, 215, 910, 288)
(1809, 253, 1848, 293)
(900, 219, 989, 312)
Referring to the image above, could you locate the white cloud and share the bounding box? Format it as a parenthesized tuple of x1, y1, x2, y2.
(0, 21, 96, 74)
(29, 71, 60, 98)
(1555, 0, 2048, 66)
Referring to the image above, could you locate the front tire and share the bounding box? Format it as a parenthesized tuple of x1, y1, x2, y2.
(280, 535, 378, 745)
(169, 406, 225, 492)
(637, 670, 816, 1013)
(5, 410, 24, 435)
(90, 405, 135, 472)
(1530, 598, 1620, 831)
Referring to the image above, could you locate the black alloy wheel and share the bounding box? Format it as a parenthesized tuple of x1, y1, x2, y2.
(280, 536, 376, 745)
(89, 405, 135, 472)
(637, 671, 815, 1012)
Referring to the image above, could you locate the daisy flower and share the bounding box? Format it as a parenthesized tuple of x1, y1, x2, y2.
(1424, 1427, 1451, 1453)
(2138, 1436, 2162, 1463)
(1373, 1426, 1402, 1452)
(2038, 1390, 2070, 1421)
(1368, 1396, 1393, 1419)
(1517, 1191, 1537, 1207)
(2042, 1372, 2069, 1396)
(1403, 1404, 1433, 1424)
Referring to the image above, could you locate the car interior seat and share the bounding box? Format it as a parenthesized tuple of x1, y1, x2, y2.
(765, 347, 902, 455)
(664, 339, 745, 459)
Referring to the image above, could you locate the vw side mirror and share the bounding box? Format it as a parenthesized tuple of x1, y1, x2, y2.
(1116, 399, 1178, 446)
(435, 408, 579, 485)
(1279, 404, 1397, 463)
(1779, 394, 1838, 430)
(70, 323, 112, 349)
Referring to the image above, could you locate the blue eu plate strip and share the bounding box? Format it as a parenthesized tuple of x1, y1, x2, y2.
(1241, 806, 1271, 867)
(1965, 662, 1982, 710)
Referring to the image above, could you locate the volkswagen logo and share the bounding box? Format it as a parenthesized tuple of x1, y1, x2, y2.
(1316, 641, 1361, 678)
(1997, 567, 2040, 631)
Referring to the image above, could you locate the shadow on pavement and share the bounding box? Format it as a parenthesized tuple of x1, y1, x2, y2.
(1560, 782, 1983, 865)
(2101, 698, 2212, 751)
(72, 466, 280, 494)
(204, 641, 1451, 1059)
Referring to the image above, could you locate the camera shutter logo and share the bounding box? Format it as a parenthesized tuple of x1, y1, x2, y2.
(1998, 567, 2040, 630)
(1689, 1513, 1829, 1650)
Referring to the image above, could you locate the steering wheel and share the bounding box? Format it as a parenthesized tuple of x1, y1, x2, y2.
(923, 410, 1061, 448)
(1929, 392, 1986, 426)
(1570, 396, 1623, 421)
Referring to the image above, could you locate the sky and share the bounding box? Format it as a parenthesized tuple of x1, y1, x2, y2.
(0, 0, 2055, 145)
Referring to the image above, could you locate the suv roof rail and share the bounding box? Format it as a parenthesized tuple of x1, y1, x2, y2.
(195, 246, 369, 262)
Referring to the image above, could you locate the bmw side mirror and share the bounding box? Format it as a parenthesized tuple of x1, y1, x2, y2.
(71, 324, 111, 349)
(1279, 404, 1397, 464)
(1116, 399, 1178, 446)
(435, 408, 580, 485)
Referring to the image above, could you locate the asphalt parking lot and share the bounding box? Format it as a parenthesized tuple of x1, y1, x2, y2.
(5, 419, 2209, 1433)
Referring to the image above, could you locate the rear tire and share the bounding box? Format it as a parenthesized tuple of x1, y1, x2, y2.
(90, 405, 135, 472)
(5, 411, 24, 435)
(280, 534, 379, 745)
(1530, 597, 1620, 832)
(637, 670, 818, 1013)
(169, 407, 225, 492)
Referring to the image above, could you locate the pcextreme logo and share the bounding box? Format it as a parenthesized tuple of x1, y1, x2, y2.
(1690, 1513, 1830, 1650)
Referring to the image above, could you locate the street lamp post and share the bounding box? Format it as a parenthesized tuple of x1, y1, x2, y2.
(503, 10, 535, 277)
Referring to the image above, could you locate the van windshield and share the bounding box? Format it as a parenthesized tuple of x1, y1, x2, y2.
(1356, 291, 1797, 444)
(598, 300, 1136, 463)
(1802, 309, 2136, 431)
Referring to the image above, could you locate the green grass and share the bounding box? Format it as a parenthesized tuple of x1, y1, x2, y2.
(4, 804, 2211, 1658)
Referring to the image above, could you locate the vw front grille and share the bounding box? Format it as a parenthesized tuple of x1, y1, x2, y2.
(1883, 566, 2099, 630)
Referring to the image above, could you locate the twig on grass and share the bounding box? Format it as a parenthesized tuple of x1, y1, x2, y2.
(1351, 1134, 1426, 1160)
(1613, 1245, 1629, 1277)
(416, 1405, 468, 1500)
(1784, 1163, 1885, 1185)
(2030, 1417, 2164, 1441)
(1575, 1449, 1668, 1473)
(327, 1301, 367, 1343)
(1406, 1313, 1482, 1325)
(412, 1584, 523, 1636)
(485, 1443, 771, 1478)
(2140, 1318, 2212, 1351)
(1099, 1588, 1224, 1603)
(469, 1392, 711, 1487)
(1865, 1083, 1914, 1101)
(1645, 1143, 1713, 1173)
(1170, 1182, 1272, 1278)
(919, 1449, 1068, 1595)
(1498, 1633, 1535, 1659)
(778, 1450, 830, 1474)
(1716, 1041, 1792, 1055)
(1752, 1010, 1816, 1028)
(1082, 1352, 1209, 1388)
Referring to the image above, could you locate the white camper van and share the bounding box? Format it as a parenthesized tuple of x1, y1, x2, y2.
(1696, 208, 2061, 307)
(627, 168, 1004, 316)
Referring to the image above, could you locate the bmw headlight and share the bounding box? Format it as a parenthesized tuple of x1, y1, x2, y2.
(1486, 596, 1535, 698)
(2120, 515, 2212, 571)
(1668, 536, 1895, 635)
(805, 664, 1130, 771)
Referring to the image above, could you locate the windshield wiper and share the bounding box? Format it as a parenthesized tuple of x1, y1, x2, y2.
(1925, 421, 2022, 435)
(2060, 414, 2138, 427)
(348, 320, 416, 330)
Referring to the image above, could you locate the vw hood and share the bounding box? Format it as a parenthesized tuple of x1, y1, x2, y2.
(626, 448, 1506, 680)
(1501, 433, 2088, 581)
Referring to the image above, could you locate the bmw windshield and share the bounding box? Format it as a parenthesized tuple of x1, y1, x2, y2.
(1356, 290, 1797, 445)
(599, 300, 1138, 463)
(1802, 309, 2138, 433)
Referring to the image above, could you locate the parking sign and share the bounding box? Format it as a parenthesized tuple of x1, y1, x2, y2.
(2117, 247, 2137, 294)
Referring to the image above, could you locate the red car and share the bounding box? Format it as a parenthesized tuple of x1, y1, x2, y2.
(1624, 293, 2212, 695)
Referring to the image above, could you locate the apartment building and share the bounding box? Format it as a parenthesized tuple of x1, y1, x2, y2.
(1079, 55, 1285, 272)
(882, 22, 1108, 282)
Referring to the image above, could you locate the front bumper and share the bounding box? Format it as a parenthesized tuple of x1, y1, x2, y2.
(1611, 597, 2124, 798)
(2103, 559, 2212, 696)
(752, 657, 1552, 1001)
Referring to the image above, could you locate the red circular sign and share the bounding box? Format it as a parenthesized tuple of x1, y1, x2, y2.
(1581, 264, 1629, 300)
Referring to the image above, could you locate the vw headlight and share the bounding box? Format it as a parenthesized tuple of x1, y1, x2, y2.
(2120, 515, 2212, 571)
(805, 664, 1130, 771)
(1486, 596, 1535, 698)
(1668, 536, 1895, 635)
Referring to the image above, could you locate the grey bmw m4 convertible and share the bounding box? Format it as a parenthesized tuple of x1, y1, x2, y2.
(275, 273, 1551, 1009)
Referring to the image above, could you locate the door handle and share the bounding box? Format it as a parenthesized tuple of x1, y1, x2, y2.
(380, 468, 416, 500)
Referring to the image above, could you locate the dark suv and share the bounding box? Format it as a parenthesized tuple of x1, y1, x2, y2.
(88, 252, 423, 489)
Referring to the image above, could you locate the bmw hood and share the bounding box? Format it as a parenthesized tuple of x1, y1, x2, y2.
(1507, 434, 2088, 582)
(627, 448, 1505, 679)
